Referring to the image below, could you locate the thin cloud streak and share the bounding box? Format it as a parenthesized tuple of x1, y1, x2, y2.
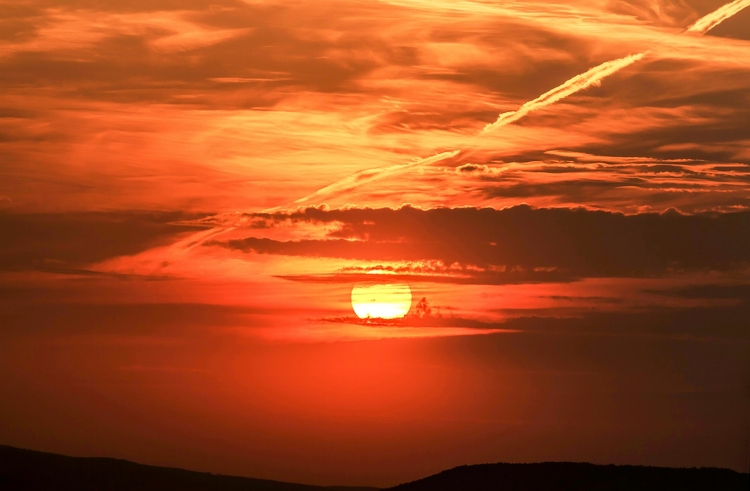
(484, 0, 749, 135)
(287, 0, 750, 207)
(291, 52, 652, 206)
(687, 0, 750, 34)
(481, 53, 647, 134)
(291, 151, 460, 206)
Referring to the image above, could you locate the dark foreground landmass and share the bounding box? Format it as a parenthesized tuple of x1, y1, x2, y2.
(0, 445, 376, 491)
(1, 444, 748, 491)
(384, 461, 750, 491)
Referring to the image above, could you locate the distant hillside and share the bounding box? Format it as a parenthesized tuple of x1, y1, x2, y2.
(2, 445, 748, 491)
(385, 461, 749, 491)
(0, 445, 377, 491)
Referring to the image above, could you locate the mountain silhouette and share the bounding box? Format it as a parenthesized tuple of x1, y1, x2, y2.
(2, 444, 748, 490)
(0, 445, 376, 491)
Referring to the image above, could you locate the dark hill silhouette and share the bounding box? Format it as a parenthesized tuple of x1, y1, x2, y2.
(2, 445, 749, 491)
(384, 461, 749, 491)
(0, 445, 377, 491)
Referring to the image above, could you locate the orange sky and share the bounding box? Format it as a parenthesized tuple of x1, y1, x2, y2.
(1, 0, 749, 487)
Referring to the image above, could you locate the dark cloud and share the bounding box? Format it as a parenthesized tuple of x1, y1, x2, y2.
(504, 57, 750, 163)
(570, 83, 750, 162)
(712, 165, 750, 173)
(212, 206, 750, 278)
(651, 282, 750, 299)
(278, 269, 574, 286)
(482, 179, 628, 199)
(575, 58, 750, 111)
(0, 302, 270, 338)
(319, 298, 748, 339)
(607, 0, 699, 27)
(479, 176, 750, 211)
(320, 314, 510, 329)
(504, 301, 750, 341)
(0, 211, 206, 271)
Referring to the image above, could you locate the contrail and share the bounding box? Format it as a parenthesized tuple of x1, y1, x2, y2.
(483, 0, 749, 134)
(687, 0, 750, 34)
(482, 53, 646, 134)
(286, 0, 749, 206)
(293, 150, 460, 205)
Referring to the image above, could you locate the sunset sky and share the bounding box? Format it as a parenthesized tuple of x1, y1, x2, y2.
(1, 0, 749, 487)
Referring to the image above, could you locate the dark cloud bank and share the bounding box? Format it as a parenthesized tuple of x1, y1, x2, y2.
(3, 205, 749, 281)
(213, 205, 750, 279)
(0, 211, 205, 271)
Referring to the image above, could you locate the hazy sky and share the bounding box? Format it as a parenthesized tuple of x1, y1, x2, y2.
(1, 0, 749, 487)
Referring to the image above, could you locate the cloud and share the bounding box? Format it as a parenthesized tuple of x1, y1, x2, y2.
(321, 313, 520, 330)
(210, 205, 750, 278)
(278, 0, 750, 207)
(480, 0, 749, 134)
(654, 282, 750, 299)
(1, 0, 749, 216)
(607, 0, 700, 27)
(277, 269, 573, 286)
(502, 300, 750, 341)
(286, 50, 652, 204)
(0, 211, 206, 271)
(455, 163, 503, 175)
(291, 151, 460, 206)
(0, 302, 278, 338)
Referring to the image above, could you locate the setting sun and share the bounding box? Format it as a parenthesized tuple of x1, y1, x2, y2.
(351, 283, 412, 319)
(2, 0, 749, 488)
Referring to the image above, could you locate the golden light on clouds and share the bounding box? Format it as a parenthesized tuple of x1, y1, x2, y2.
(1, 0, 750, 487)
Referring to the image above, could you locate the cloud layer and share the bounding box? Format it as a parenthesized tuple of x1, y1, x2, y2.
(209, 205, 750, 280)
(1, 1, 749, 485)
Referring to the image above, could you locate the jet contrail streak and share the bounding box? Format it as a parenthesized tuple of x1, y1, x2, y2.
(285, 0, 749, 207)
(688, 0, 750, 34)
(293, 151, 461, 205)
(483, 0, 749, 135)
(482, 52, 646, 134)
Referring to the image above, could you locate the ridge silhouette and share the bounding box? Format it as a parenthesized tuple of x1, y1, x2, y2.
(384, 461, 749, 491)
(2, 445, 748, 490)
(0, 445, 376, 491)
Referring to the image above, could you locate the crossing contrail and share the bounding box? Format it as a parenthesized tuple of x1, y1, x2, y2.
(288, 0, 749, 205)
(687, 0, 750, 33)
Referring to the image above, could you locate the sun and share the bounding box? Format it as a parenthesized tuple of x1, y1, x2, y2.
(351, 282, 412, 319)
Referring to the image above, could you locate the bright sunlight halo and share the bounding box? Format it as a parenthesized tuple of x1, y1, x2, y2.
(351, 282, 412, 319)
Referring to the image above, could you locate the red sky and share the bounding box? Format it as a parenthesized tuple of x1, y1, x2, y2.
(1, 0, 749, 487)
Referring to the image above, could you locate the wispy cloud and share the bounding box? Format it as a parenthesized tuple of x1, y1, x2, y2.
(284, 0, 750, 207)
(291, 150, 460, 206)
(0, 9, 251, 57)
(483, 0, 750, 134)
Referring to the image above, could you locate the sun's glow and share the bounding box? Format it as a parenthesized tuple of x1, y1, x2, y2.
(351, 283, 412, 319)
